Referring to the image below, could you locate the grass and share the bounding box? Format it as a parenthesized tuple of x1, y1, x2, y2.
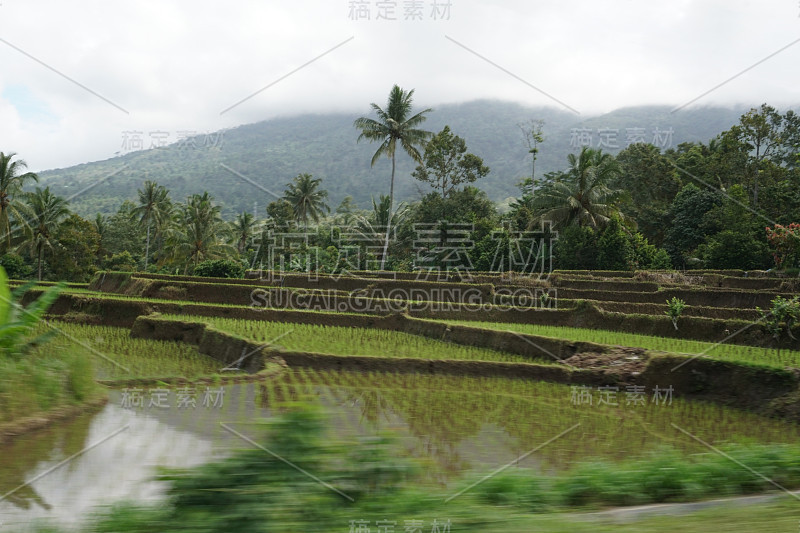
(444, 320, 800, 368)
(161, 314, 542, 363)
(32, 321, 224, 380)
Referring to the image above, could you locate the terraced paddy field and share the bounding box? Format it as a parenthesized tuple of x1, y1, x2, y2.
(4, 269, 800, 530)
(32, 321, 225, 380)
(259, 369, 800, 473)
(160, 314, 542, 364)
(443, 320, 800, 368)
(6, 371, 800, 530)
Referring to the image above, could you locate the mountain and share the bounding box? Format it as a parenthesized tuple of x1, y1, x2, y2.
(37, 100, 756, 217)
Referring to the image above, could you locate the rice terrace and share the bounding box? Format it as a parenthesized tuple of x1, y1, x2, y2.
(3, 261, 800, 531)
(2, 3, 800, 528)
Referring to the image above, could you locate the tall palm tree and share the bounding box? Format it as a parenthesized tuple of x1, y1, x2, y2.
(531, 146, 627, 230)
(232, 211, 257, 254)
(0, 152, 38, 251)
(131, 181, 172, 270)
(282, 173, 330, 230)
(168, 192, 234, 272)
(354, 85, 433, 269)
(18, 187, 70, 280)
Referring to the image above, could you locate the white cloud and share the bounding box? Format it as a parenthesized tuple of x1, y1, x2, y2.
(0, 0, 798, 172)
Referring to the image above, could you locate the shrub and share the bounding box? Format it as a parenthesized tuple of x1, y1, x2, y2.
(193, 259, 245, 278)
(665, 297, 687, 330)
(700, 230, 771, 270)
(103, 250, 138, 272)
(759, 295, 800, 343)
(0, 253, 32, 279)
(629, 233, 672, 270)
(766, 223, 800, 269)
(597, 217, 633, 270)
(553, 225, 598, 270)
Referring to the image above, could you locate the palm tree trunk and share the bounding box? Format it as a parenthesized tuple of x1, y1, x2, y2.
(379, 155, 395, 270)
(37, 245, 43, 281)
(1, 209, 9, 252)
(144, 221, 151, 271)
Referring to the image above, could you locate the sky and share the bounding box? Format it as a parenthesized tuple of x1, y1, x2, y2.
(1, 0, 799, 172)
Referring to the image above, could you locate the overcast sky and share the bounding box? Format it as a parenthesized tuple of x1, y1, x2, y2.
(1, 0, 799, 172)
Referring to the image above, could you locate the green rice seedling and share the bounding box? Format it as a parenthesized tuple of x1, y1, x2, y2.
(444, 320, 800, 368)
(32, 321, 223, 380)
(161, 315, 544, 364)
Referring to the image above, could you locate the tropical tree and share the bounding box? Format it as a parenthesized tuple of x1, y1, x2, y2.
(18, 187, 71, 280)
(0, 152, 38, 252)
(232, 212, 258, 254)
(282, 173, 330, 230)
(530, 146, 626, 230)
(518, 118, 545, 185)
(353, 85, 433, 268)
(131, 181, 172, 270)
(94, 213, 109, 258)
(168, 192, 234, 273)
(411, 126, 490, 199)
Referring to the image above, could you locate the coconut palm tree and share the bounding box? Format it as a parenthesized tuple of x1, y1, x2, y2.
(18, 187, 70, 280)
(282, 173, 330, 230)
(131, 181, 172, 270)
(0, 152, 38, 252)
(531, 146, 627, 230)
(168, 192, 234, 272)
(353, 85, 433, 269)
(232, 211, 258, 254)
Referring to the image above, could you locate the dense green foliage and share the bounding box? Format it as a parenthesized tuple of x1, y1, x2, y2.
(7, 101, 798, 277)
(0, 266, 99, 422)
(192, 259, 246, 279)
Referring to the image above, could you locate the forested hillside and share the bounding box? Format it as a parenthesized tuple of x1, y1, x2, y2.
(38, 101, 749, 217)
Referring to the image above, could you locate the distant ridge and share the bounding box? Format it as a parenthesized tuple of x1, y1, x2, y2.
(38, 100, 761, 217)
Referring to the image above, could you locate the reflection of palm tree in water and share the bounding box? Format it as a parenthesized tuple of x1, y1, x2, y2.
(0, 411, 94, 510)
(343, 389, 392, 427)
(336, 383, 486, 483)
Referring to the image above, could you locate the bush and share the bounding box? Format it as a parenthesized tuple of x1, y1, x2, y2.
(766, 223, 800, 269)
(0, 253, 32, 279)
(666, 297, 687, 330)
(629, 233, 672, 270)
(759, 295, 800, 343)
(553, 225, 598, 270)
(700, 230, 771, 270)
(193, 259, 245, 278)
(103, 251, 138, 272)
(597, 217, 633, 270)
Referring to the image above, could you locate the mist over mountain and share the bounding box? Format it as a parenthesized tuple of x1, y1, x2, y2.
(37, 101, 756, 217)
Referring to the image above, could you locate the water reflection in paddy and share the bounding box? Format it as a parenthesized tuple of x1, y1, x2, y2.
(2, 371, 799, 530)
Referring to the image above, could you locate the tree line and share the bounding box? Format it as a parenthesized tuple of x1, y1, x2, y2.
(1, 89, 798, 281)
